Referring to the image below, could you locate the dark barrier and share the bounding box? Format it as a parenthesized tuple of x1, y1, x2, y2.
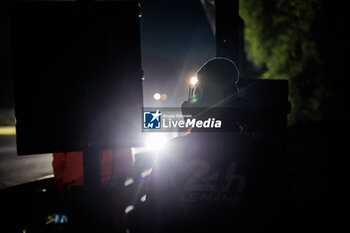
(11, 1, 144, 155)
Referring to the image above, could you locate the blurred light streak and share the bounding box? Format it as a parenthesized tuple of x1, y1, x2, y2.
(140, 168, 153, 178)
(125, 205, 134, 214)
(0, 126, 16, 135)
(124, 177, 134, 186)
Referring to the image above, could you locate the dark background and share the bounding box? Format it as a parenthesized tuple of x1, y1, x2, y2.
(0, 0, 349, 230)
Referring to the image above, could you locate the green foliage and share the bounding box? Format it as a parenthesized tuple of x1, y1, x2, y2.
(240, 0, 332, 125)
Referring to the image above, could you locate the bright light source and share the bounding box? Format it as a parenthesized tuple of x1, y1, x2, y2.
(125, 205, 134, 214)
(144, 134, 168, 150)
(153, 93, 161, 100)
(190, 76, 198, 86)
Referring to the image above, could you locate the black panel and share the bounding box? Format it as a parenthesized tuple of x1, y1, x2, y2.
(10, 1, 144, 155)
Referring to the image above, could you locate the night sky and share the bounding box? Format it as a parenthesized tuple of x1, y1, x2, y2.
(140, 0, 214, 107)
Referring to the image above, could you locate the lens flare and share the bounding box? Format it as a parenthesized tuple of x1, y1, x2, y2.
(161, 93, 168, 100)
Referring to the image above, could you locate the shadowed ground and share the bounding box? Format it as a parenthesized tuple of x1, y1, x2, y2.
(0, 135, 53, 189)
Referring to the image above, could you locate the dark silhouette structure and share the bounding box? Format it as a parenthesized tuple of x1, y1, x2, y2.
(128, 58, 290, 232)
(11, 1, 144, 155)
(10, 1, 143, 232)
